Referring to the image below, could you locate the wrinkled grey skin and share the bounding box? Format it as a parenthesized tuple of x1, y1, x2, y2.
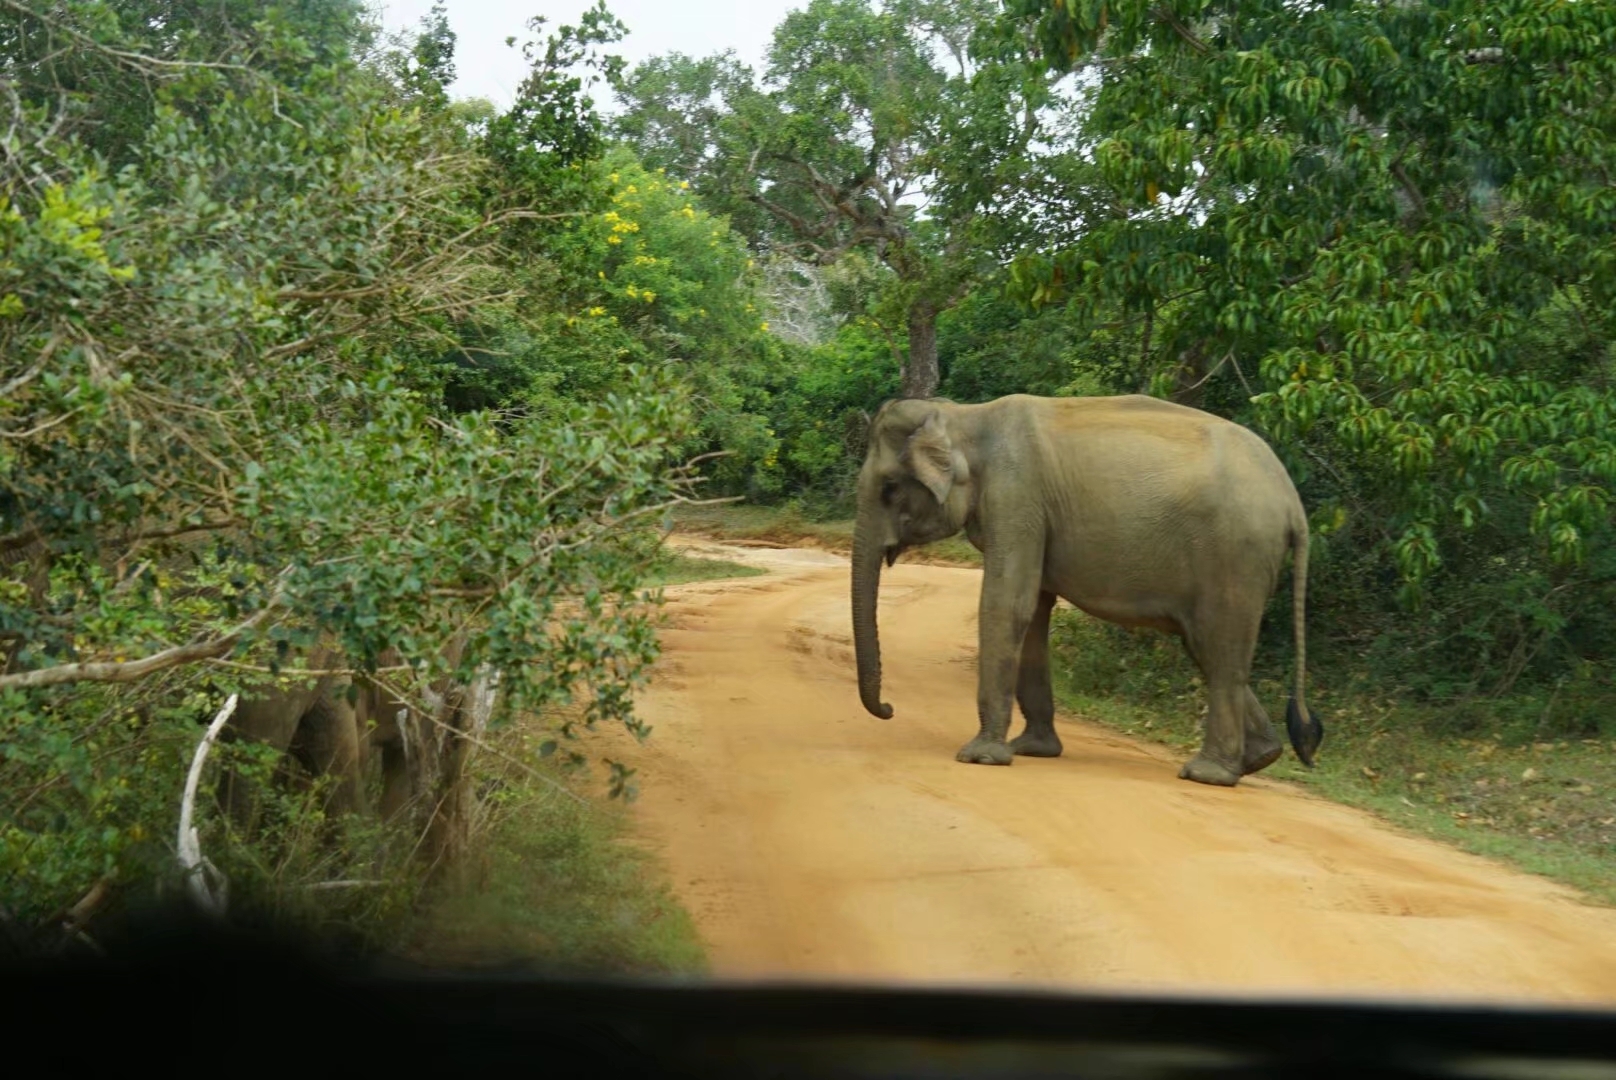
(218, 646, 366, 828)
(851, 394, 1323, 787)
(355, 634, 469, 823)
(219, 635, 473, 831)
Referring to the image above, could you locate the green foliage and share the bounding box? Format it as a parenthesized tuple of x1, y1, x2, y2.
(0, 0, 703, 935)
(764, 321, 901, 505)
(482, 0, 628, 213)
(1001, 0, 1616, 691)
(614, 0, 1062, 397)
(408, 732, 706, 975)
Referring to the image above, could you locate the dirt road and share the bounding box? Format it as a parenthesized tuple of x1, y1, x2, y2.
(603, 538, 1616, 1004)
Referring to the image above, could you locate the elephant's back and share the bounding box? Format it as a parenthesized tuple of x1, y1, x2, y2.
(1040, 395, 1293, 478)
(1026, 394, 1236, 460)
(1024, 394, 1304, 537)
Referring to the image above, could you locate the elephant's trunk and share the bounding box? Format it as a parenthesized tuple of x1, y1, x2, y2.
(852, 524, 893, 719)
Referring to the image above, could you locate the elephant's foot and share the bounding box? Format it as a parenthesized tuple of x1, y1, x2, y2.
(1241, 731, 1283, 775)
(955, 737, 1013, 766)
(1010, 729, 1063, 758)
(1178, 754, 1241, 787)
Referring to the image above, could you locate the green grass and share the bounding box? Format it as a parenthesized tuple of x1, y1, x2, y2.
(404, 754, 706, 976)
(1050, 611, 1616, 905)
(645, 551, 766, 587)
(671, 502, 982, 567)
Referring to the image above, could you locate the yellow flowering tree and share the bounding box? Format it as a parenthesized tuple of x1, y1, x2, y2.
(542, 149, 787, 490)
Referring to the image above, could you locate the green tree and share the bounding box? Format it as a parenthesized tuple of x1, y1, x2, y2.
(0, 0, 701, 930)
(1002, 0, 1616, 689)
(616, 0, 1060, 398)
(516, 148, 786, 490)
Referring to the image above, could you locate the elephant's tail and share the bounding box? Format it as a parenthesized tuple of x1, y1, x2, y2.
(1285, 518, 1324, 768)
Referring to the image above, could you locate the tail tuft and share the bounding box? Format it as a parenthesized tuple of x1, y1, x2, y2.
(1286, 696, 1323, 768)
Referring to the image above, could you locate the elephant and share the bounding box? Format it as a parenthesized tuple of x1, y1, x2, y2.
(354, 633, 470, 825)
(216, 646, 367, 829)
(850, 393, 1323, 787)
(351, 633, 499, 874)
(218, 632, 482, 846)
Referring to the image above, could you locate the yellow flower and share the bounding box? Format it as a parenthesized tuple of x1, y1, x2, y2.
(679, 180, 689, 189)
(586, 306, 607, 317)
(625, 184, 638, 194)
(607, 234, 622, 244)
(625, 285, 640, 299)
(760, 322, 769, 332)
(641, 290, 657, 303)
(680, 206, 696, 219)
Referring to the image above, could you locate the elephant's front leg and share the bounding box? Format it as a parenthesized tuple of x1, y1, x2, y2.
(1010, 591, 1062, 758)
(958, 549, 1045, 766)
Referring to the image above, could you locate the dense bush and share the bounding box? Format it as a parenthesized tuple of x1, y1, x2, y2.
(0, 0, 709, 937)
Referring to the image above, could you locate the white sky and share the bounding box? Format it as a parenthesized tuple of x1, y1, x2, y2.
(369, 1, 804, 111)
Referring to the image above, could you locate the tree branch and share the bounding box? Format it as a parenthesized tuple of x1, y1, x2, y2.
(1390, 159, 1427, 220)
(1153, 5, 1211, 54)
(0, 589, 284, 690)
(177, 693, 235, 919)
(1, 406, 83, 439)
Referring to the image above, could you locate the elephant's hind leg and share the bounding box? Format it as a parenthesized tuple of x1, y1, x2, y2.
(1240, 687, 1283, 775)
(1010, 591, 1062, 758)
(1177, 606, 1262, 787)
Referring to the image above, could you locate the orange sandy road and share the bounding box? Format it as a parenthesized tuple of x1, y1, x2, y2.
(597, 537, 1616, 1005)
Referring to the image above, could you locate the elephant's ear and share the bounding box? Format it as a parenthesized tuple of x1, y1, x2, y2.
(905, 413, 955, 505)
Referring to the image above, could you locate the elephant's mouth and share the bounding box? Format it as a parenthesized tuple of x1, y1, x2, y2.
(884, 544, 905, 567)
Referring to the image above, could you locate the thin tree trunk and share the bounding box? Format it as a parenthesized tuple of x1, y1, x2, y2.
(901, 298, 940, 399)
(1169, 341, 1209, 410)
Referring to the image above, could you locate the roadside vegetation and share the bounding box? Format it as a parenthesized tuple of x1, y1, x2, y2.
(3, 0, 1611, 962)
(645, 544, 768, 587)
(403, 713, 706, 975)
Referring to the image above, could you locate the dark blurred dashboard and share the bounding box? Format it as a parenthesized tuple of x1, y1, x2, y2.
(7, 913, 1615, 1078)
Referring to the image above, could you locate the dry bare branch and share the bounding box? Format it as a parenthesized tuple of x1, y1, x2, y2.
(177, 693, 235, 919)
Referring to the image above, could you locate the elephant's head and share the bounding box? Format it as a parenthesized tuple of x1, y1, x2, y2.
(851, 399, 973, 719)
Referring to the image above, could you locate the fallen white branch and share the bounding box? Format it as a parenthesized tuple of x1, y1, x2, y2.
(177, 693, 236, 918)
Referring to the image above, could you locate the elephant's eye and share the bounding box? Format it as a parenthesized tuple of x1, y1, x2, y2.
(880, 480, 898, 502)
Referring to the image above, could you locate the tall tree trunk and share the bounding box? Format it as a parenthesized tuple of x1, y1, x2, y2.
(901, 298, 940, 399)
